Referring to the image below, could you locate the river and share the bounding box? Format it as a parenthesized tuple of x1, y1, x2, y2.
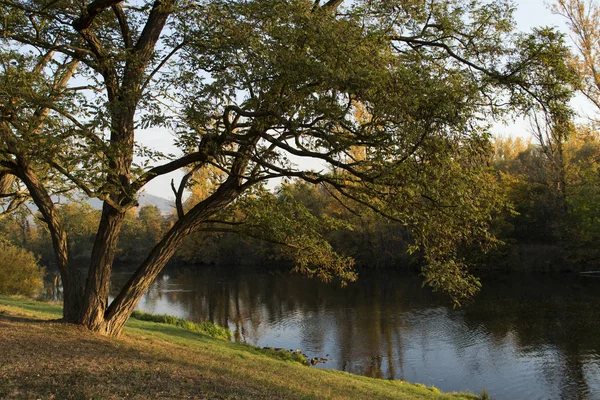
(48, 266, 600, 399)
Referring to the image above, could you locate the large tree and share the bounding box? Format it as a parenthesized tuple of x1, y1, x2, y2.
(0, 0, 575, 336)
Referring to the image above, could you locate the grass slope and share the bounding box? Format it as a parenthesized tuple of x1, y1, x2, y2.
(0, 296, 481, 400)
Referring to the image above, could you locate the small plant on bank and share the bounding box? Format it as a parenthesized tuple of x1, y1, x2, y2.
(258, 347, 309, 366)
(0, 241, 44, 297)
(130, 310, 232, 340)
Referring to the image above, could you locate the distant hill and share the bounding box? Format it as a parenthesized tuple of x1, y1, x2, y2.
(86, 192, 174, 215)
(18, 192, 175, 216)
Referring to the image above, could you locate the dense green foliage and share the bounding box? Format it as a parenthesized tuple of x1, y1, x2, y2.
(491, 128, 600, 268)
(0, 240, 44, 296)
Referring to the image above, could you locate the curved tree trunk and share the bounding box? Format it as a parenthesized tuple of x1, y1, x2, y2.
(86, 178, 244, 337)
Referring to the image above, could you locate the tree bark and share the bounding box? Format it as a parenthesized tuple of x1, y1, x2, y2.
(0, 172, 15, 195)
(79, 205, 126, 331)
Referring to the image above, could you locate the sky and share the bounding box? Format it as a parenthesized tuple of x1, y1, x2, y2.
(514, 0, 566, 30)
(140, 0, 575, 199)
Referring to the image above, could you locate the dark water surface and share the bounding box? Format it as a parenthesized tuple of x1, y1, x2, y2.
(102, 267, 599, 399)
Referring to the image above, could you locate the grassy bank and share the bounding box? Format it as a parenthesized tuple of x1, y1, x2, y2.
(0, 296, 481, 400)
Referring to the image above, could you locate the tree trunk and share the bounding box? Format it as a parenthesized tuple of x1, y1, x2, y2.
(77, 82, 136, 331)
(0, 172, 15, 195)
(78, 205, 126, 331)
(16, 161, 84, 321)
(94, 178, 243, 336)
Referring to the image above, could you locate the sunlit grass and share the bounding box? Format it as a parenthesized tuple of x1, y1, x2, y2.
(130, 309, 232, 340)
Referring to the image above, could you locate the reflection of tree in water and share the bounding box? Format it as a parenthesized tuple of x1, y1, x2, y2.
(459, 274, 600, 399)
(43, 269, 62, 301)
(130, 267, 441, 379)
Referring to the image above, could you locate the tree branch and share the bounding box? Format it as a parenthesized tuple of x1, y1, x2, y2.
(72, 0, 124, 31)
(132, 151, 209, 192)
(49, 160, 127, 212)
(139, 41, 185, 95)
(112, 4, 133, 49)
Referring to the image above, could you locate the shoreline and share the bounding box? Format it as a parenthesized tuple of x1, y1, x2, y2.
(0, 296, 483, 400)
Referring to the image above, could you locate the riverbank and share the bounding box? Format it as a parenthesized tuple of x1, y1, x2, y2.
(0, 296, 481, 400)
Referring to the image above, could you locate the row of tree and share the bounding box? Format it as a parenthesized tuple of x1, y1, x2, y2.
(2, 119, 599, 274)
(491, 129, 600, 267)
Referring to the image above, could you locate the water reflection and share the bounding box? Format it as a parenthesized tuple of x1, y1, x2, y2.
(43, 272, 62, 301)
(47, 267, 600, 399)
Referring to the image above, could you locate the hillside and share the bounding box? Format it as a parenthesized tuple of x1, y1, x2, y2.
(87, 192, 175, 214)
(0, 297, 480, 400)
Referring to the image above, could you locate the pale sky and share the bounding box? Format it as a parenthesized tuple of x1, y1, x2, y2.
(140, 0, 574, 199)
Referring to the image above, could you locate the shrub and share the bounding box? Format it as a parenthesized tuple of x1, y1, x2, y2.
(0, 241, 45, 297)
(130, 310, 232, 340)
(257, 347, 309, 365)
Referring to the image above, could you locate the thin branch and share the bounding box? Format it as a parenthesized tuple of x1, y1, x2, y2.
(139, 42, 185, 95)
(390, 35, 498, 77)
(172, 166, 198, 219)
(321, 0, 344, 11)
(112, 4, 133, 49)
(320, 182, 361, 217)
(132, 151, 209, 192)
(49, 160, 126, 211)
(72, 0, 124, 31)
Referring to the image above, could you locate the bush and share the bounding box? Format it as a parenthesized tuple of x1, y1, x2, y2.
(130, 310, 232, 340)
(0, 241, 45, 296)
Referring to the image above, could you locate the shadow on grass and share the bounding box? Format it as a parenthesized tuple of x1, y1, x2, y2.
(0, 295, 63, 318)
(0, 313, 53, 324)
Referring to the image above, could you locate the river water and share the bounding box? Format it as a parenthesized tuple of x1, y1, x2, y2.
(56, 266, 600, 399)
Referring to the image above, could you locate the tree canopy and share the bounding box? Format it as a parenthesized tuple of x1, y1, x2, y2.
(0, 0, 576, 335)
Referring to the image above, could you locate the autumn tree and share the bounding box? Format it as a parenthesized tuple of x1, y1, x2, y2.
(562, 127, 600, 262)
(554, 0, 600, 116)
(118, 205, 170, 263)
(0, 0, 576, 336)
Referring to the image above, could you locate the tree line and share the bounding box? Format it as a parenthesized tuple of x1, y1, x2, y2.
(2, 123, 598, 275)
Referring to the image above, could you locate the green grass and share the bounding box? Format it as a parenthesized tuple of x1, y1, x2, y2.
(130, 309, 232, 340)
(0, 295, 63, 318)
(0, 295, 482, 400)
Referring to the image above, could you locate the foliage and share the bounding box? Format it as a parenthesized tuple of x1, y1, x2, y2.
(130, 310, 232, 340)
(256, 348, 309, 366)
(491, 136, 563, 243)
(117, 205, 171, 263)
(562, 128, 600, 263)
(37, 202, 101, 263)
(480, 388, 492, 400)
(235, 186, 358, 285)
(490, 128, 600, 267)
(552, 0, 600, 264)
(554, 0, 600, 118)
(0, 240, 44, 296)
